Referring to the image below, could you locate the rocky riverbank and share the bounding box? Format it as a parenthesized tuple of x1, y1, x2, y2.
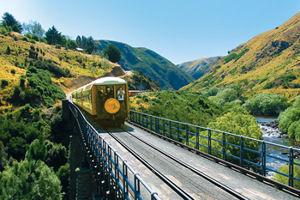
(259, 121, 283, 138)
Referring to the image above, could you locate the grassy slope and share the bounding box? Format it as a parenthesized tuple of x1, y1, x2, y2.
(122, 71, 159, 91)
(130, 91, 221, 126)
(177, 57, 221, 79)
(183, 12, 300, 99)
(97, 40, 194, 89)
(0, 33, 114, 111)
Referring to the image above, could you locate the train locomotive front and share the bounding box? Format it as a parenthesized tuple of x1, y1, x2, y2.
(72, 77, 129, 127)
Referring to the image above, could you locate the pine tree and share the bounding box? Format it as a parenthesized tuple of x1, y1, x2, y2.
(76, 35, 82, 47)
(104, 44, 121, 63)
(45, 26, 62, 45)
(2, 12, 22, 33)
(85, 36, 96, 54)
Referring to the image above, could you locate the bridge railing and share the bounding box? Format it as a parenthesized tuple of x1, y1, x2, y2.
(68, 102, 160, 200)
(129, 110, 300, 189)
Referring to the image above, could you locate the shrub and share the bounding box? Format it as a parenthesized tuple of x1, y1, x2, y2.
(19, 76, 26, 89)
(274, 165, 300, 189)
(243, 93, 288, 116)
(0, 103, 68, 199)
(279, 96, 300, 141)
(32, 60, 71, 78)
(224, 48, 249, 63)
(8, 137, 27, 160)
(212, 88, 239, 104)
(0, 114, 40, 160)
(204, 87, 219, 97)
(10, 66, 65, 107)
(287, 120, 300, 141)
(264, 73, 298, 89)
(0, 159, 62, 199)
(5, 46, 11, 55)
(1, 80, 9, 88)
(0, 24, 9, 35)
(208, 87, 243, 112)
(45, 141, 67, 171)
(57, 163, 70, 197)
(10, 69, 16, 74)
(132, 91, 221, 126)
(224, 52, 238, 63)
(202, 111, 262, 162)
(28, 45, 38, 59)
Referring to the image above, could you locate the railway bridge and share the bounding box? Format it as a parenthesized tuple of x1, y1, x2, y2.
(62, 100, 300, 200)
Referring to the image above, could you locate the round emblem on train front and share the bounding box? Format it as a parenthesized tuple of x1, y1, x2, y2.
(104, 98, 120, 114)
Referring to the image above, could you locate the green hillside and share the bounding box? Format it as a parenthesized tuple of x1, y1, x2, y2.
(177, 57, 221, 79)
(0, 32, 115, 112)
(183, 12, 300, 99)
(97, 40, 194, 89)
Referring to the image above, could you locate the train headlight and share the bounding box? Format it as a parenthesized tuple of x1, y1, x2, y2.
(104, 98, 120, 114)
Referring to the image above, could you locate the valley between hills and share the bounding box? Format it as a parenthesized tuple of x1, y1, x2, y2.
(0, 10, 300, 198)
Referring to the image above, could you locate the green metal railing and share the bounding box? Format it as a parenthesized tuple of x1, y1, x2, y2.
(129, 110, 300, 189)
(68, 102, 160, 200)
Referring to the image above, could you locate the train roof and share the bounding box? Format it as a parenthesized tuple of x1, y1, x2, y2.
(92, 77, 126, 85)
(72, 77, 126, 93)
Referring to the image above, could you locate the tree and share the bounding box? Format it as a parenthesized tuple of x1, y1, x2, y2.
(275, 165, 300, 189)
(45, 26, 62, 45)
(25, 139, 47, 161)
(202, 111, 262, 161)
(57, 163, 70, 197)
(243, 93, 288, 116)
(85, 36, 96, 54)
(1, 12, 22, 33)
(76, 35, 96, 54)
(28, 45, 38, 59)
(0, 159, 62, 199)
(76, 35, 82, 47)
(0, 141, 7, 171)
(64, 37, 77, 49)
(208, 88, 239, 106)
(22, 21, 45, 38)
(45, 140, 67, 171)
(103, 44, 121, 63)
(5, 46, 11, 55)
(279, 96, 300, 141)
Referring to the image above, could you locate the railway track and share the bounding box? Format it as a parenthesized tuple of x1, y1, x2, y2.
(105, 128, 193, 200)
(79, 107, 300, 200)
(106, 127, 249, 200)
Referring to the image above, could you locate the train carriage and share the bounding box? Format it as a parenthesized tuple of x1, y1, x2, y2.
(72, 77, 129, 127)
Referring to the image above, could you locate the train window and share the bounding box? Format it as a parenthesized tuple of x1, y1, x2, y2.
(98, 86, 105, 95)
(106, 86, 114, 98)
(117, 85, 125, 101)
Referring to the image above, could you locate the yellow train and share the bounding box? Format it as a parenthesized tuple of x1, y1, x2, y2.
(71, 77, 129, 127)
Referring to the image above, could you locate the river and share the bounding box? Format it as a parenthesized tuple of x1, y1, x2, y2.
(256, 116, 296, 177)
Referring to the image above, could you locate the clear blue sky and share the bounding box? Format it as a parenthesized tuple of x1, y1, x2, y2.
(0, 0, 299, 64)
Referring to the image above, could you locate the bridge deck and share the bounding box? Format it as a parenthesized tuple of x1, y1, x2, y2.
(95, 131, 182, 199)
(93, 121, 298, 200)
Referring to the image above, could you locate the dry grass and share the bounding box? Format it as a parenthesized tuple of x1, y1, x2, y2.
(183, 12, 300, 99)
(0, 33, 114, 108)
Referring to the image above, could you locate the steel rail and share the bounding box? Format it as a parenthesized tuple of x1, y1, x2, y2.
(130, 110, 300, 150)
(129, 120, 300, 197)
(105, 128, 194, 200)
(121, 128, 249, 200)
(67, 101, 160, 200)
